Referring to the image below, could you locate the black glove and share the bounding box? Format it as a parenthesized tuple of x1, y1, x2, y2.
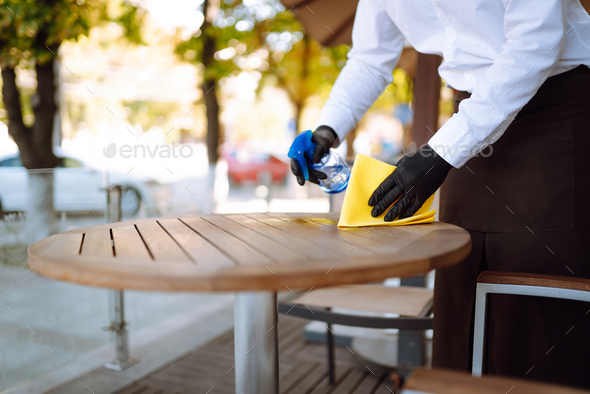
(291, 125, 338, 186)
(368, 144, 453, 221)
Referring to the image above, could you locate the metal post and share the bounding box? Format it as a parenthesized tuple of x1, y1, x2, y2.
(326, 321, 336, 385)
(259, 171, 272, 210)
(329, 191, 345, 213)
(234, 292, 278, 394)
(471, 284, 488, 377)
(106, 185, 122, 223)
(398, 275, 426, 376)
(103, 180, 138, 370)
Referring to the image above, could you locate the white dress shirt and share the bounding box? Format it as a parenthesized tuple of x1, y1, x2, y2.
(317, 0, 590, 168)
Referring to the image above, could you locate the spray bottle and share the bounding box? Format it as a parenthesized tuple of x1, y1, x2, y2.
(288, 130, 350, 194)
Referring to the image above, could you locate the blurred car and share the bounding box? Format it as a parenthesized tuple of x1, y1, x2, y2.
(0, 149, 163, 217)
(223, 148, 289, 185)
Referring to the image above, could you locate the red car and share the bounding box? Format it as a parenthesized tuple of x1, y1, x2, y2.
(224, 149, 289, 185)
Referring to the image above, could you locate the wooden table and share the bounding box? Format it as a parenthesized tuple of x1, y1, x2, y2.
(28, 213, 471, 394)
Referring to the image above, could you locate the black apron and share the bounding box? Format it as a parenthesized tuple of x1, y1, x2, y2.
(432, 65, 590, 389)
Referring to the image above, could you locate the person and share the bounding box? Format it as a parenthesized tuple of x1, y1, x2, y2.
(291, 0, 590, 388)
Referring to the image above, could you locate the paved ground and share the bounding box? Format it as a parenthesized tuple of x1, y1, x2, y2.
(0, 264, 225, 391)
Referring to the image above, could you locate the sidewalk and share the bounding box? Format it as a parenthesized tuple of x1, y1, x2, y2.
(0, 264, 228, 391)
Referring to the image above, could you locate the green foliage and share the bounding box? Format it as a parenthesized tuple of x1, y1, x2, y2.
(105, 0, 145, 44)
(174, 0, 412, 116)
(174, 0, 274, 82)
(0, 0, 104, 66)
(0, 0, 144, 67)
(371, 68, 414, 112)
(123, 100, 179, 132)
(174, 0, 349, 113)
(266, 30, 348, 107)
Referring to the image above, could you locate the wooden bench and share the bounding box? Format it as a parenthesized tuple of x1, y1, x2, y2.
(402, 368, 590, 394)
(472, 271, 590, 376)
(278, 284, 434, 383)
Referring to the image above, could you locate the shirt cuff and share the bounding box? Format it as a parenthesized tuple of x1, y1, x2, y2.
(428, 114, 480, 168)
(316, 105, 356, 148)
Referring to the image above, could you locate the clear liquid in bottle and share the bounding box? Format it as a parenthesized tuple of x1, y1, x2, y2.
(310, 151, 350, 194)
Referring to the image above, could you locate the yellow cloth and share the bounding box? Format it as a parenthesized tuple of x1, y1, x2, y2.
(338, 153, 436, 228)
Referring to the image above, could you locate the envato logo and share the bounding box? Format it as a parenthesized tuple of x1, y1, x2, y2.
(402, 141, 493, 159)
(103, 142, 194, 159)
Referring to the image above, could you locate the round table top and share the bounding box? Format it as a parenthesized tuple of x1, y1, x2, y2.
(28, 213, 471, 292)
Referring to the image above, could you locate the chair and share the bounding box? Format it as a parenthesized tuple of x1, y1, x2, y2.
(472, 271, 590, 376)
(401, 368, 590, 394)
(278, 284, 434, 384)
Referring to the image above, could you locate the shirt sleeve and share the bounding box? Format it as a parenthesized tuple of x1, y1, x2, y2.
(428, 0, 568, 168)
(316, 0, 405, 146)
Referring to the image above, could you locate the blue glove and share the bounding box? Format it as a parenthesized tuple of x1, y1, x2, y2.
(288, 126, 337, 186)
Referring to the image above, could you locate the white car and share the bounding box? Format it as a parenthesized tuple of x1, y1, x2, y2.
(0, 150, 164, 218)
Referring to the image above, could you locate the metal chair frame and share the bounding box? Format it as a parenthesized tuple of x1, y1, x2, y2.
(472, 280, 590, 376)
(278, 299, 433, 384)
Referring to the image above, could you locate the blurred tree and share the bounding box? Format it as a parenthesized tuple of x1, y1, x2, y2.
(257, 12, 348, 133)
(175, 1, 347, 161)
(175, 1, 413, 160)
(0, 0, 143, 242)
(0, 0, 142, 168)
(175, 0, 265, 163)
(200, 0, 220, 164)
(1, 0, 91, 168)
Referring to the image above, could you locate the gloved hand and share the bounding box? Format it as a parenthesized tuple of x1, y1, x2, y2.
(368, 144, 453, 221)
(291, 125, 339, 186)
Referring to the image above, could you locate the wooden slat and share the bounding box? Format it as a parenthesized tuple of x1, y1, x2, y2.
(80, 230, 113, 257)
(226, 214, 341, 260)
(294, 285, 433, 317)
(279, 362, 319, 394)
(287, 339, 358, 363)
(309, 366, 353, 394)
(374, 377, 400, 394)
(148, 363, 234, 384)
(282, 361, 327, 394)
(208, 329, 235, 348)
(111, 225, 151, 260)
(278, 320, 308, 353)
(143, 375, 225, 394)
(295, 215, 405, 253)
(183, 342, 235, 361)
(114, 314, 395, 394)
(44, 233, 83, 256)
(404, 368, 590, 394)
(277, 212, 429, 254)
(281, 213, 393, 251)
(248, 213, 370, 258)
(134, 220, 191, 263)
(331, 369, 369, 394)
(157, 218, 234, 267)
(478, 271, 590, 292)
(169, 361, 236, 378)
(350, 370, 383, 394)
(280, 327, 312, 358)
(202, 215, 303, 263)
(116, 383, 149, 394)
(180, 216, 272, 265)
(301, 213, 434, 252)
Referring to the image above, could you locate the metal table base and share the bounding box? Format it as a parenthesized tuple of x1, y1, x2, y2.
(234, 292, 279, 394)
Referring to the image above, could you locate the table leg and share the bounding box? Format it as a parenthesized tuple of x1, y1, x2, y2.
(103, 289, 139, 371)
(234, 292, 278, 394)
